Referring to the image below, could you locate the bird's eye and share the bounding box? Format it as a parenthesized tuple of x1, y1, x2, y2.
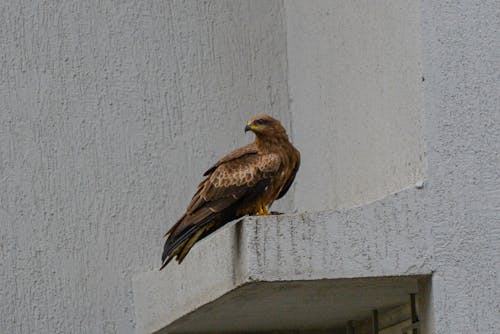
(255, 119, 267, 125)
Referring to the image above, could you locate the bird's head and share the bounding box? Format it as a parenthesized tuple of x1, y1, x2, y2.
(244, 114, 287, 139)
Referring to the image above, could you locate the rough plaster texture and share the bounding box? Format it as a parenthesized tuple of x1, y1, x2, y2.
(285, 0, 426, 211)
(133, 202, 431, 334)
(2, 0, 500, 334)
(134, 1, 500, 333)
(419, 1, 500, 333)
(0, 1, 289, 333)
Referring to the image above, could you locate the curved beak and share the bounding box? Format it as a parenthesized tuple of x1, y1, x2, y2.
(244, 124, 252, 133)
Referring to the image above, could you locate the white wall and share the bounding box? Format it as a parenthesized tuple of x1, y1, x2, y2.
(286, 0, 426, 211)
(0, 1, 289, 333)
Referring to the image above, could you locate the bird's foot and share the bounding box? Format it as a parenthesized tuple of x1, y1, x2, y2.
(256, 207, 271, 216)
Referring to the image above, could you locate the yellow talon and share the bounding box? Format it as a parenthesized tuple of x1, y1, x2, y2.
(257, 206, 270, 216)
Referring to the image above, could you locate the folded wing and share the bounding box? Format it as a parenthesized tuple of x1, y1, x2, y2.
(160, 150, 280, 269)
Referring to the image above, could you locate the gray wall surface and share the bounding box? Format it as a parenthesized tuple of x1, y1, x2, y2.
(286, 0, 426, 211)
(1, 0, 499, 334)
(0, 1, 289, 333)
(419, 1, 500, 332)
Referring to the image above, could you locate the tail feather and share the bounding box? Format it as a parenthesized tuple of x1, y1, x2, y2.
(160, 202, 242, 270)
(159, 254, 174, 270)
(163, 224, 194, 258)
(161, 225, 199, 264)
(160, 216, 218, 270)
(160, 238, 187, 270)
(163, 214, 186, 238)
(176, 225, 211, 264)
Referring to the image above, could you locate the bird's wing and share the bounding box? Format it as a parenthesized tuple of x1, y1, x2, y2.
(161, 152, 281, 268)
(202, 143, 258, 176)
(276, 149, 300, 200)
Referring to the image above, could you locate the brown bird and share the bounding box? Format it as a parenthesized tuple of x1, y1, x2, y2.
(160, 114, 300, 270)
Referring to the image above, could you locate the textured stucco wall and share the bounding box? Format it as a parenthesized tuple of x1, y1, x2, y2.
(285, 2, 500, 330)
(0, 1, 289, 333)
(2, 0, 499, 334)
(285, 0, 426, 211)
(419, 1, 500, 333)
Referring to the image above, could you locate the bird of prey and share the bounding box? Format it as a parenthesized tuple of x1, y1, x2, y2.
(160, 114, 300, 270)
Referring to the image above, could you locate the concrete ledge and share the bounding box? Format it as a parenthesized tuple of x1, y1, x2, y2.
(133, 187, 432, 334)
